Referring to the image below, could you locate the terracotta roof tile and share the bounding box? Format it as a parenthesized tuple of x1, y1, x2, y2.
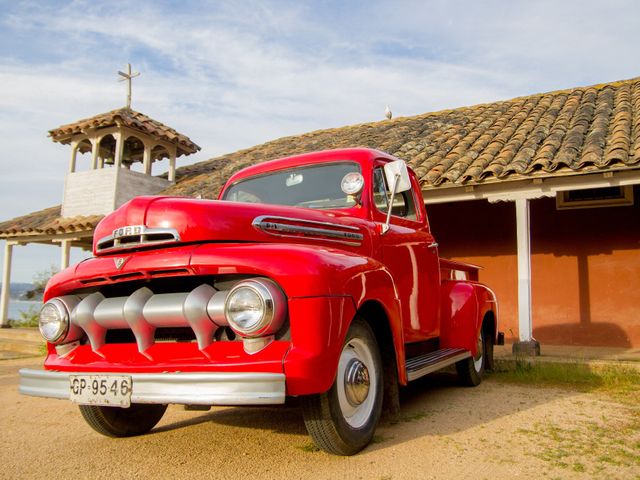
(49, 108, 200, 157)
(159, 78, 640, 200)
(3, 77, 640, 238)
(0, 206, 102, 239)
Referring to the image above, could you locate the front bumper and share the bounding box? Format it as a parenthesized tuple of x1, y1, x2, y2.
(19, 368, 285, 405)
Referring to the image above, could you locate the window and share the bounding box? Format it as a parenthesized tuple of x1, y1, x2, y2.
(372, 167, 418, 220)
(556, 186, 634, 210)
(222, 162, 361, 210)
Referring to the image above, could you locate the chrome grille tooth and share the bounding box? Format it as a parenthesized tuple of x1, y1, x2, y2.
(183, 284, 218, 350)
(93, 298, 129, 329)
(143, 293, 190, 327)
(67, 284, 233, 355)
(72, 292, 107, 352)
(207, 291, 229, 326)
(123, 287, 155, 353)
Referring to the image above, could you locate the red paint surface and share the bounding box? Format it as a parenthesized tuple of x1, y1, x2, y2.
(44, 148, 498, 393)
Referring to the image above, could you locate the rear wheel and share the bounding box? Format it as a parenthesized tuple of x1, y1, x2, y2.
(302, 318, 383, 456)
(79, 403, 167, 437)
(456, 327, 489, 386)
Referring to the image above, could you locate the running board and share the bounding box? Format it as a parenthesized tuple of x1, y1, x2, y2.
(406, 348, 471, 382)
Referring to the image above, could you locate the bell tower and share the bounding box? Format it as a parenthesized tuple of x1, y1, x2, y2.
(48, 65, 200, 217)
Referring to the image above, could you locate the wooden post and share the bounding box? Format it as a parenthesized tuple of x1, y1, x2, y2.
(60, 240, 71, 270)
(513, 198, 540, 355)
(168, 148, 177, 182)
(69, 142, 78, 173)
(91, 137, 99, 170)
(0, 242, 14, 328)
(143, 141, 152, 175)
(114, 133, 124, 168)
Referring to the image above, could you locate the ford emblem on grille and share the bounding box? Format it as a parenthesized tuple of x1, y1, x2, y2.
(113, 225, 146, 238)
(114, 257, 130, 270)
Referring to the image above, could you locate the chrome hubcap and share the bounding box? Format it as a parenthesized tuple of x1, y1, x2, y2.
(336, 337, 378, 428)
(344, 359, 370, 406)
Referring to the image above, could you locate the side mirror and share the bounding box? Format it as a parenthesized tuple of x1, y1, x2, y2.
(384, 160, 411, 194)
(381, 160, 411, 234)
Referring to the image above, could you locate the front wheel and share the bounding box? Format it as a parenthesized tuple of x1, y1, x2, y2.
(301, 318, 383, 455)
(79, 403, 167, 437)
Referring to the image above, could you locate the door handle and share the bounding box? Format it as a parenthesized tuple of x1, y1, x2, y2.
(428, 242, 439, 249)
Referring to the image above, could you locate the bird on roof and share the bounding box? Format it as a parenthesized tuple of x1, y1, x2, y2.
(385, 104, 392, 120)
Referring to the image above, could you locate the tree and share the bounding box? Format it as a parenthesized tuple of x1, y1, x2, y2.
(24, 265, 59, 301)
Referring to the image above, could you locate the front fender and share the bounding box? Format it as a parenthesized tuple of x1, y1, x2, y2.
(343, 268, 406, 385)
(192, 243, 407, 391)
(283, 296, 356, 395)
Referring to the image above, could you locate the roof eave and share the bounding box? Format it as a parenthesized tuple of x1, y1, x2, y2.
(422, 168, 640, 204)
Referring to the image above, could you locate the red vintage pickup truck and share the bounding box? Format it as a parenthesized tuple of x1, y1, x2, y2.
(20, 148, 501, 455)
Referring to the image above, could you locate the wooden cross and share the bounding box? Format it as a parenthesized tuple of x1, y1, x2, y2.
(118, 63, 140, 109)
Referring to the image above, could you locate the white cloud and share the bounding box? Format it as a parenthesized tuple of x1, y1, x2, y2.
(0, 0, 639, 282)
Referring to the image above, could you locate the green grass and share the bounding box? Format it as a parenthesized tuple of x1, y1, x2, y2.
(504, 360, 640, 476)
(490, 359, 640, 399)
(8, 305, 40, 327)
(296, 442, 321, 453)
(518, 413, 640, 473)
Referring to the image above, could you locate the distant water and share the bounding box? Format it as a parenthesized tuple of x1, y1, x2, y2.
(7, 300, 42, 322)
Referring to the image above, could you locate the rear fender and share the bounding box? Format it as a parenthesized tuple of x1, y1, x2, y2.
(439, 281, 480, 355)
(475, 285, 499, 343)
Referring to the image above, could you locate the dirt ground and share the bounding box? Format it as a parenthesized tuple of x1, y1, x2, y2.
(1, 357, 638, 480)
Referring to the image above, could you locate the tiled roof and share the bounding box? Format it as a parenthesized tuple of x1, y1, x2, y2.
(164, 77, 640, 198)
(0, 206, 102, 238)
(49, 108, 201, 157)
(3, 77, 639, 237)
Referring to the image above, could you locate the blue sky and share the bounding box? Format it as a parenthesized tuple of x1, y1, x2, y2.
(1, 0, 639, 282)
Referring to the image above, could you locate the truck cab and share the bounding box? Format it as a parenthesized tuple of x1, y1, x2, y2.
(20, 148, 500, 455)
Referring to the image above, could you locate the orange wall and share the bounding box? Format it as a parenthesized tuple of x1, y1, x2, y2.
(427, 187, 640, 348)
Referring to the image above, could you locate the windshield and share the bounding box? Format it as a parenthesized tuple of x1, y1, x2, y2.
(222, 162, 361, 209)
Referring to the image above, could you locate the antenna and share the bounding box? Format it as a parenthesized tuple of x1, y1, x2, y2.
(118, 63, 141, 109)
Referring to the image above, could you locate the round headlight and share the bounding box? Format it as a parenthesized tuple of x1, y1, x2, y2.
(224, 279, 286, 337)
(39, 299, 69, 343)
(341, 172, 365, 196)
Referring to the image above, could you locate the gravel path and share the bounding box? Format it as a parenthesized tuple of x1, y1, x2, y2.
(1, 358, 637, 479)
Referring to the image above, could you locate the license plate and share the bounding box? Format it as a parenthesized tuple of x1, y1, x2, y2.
(69, 375, 132, 407)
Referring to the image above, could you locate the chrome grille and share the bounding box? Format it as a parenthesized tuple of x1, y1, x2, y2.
(61, 284, 230, 353)
(96, 226, 180, 253)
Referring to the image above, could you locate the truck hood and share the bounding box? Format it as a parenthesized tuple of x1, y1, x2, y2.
(93, 196, 372, 255)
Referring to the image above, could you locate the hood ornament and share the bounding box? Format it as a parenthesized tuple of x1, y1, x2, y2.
(114, 257, 130, 270)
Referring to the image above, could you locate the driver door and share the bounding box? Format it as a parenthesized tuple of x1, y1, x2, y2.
(372, 164, 441, 341)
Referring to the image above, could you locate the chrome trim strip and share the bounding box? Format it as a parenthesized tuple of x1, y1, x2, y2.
(19, 368, 286, 405)
(96, 227, 180, 253)
(252, 215, 363, 246)
(406, 348, 471, 382)
(253, 215, 362, 231)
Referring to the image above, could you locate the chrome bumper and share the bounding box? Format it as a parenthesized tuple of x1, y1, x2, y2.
(19, 368, 286, 405)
